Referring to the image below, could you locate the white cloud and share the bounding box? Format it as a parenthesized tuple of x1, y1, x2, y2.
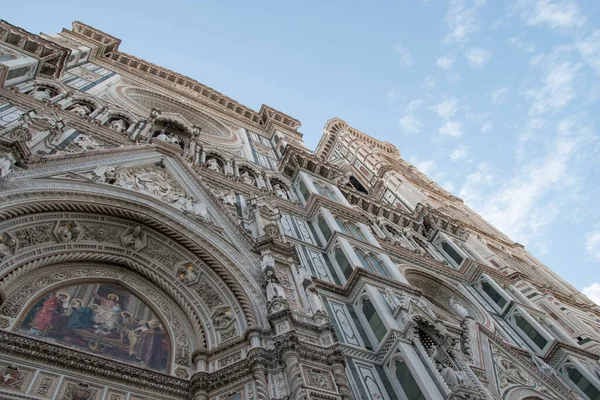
(515, 0, 585, 31)
(585, 231, 600, 262)
(507, 36, 536, 53)
(466, 48, 492, 68)
(422, 76, 436, 90)
(450, 145, 469, 161)
(439, 120, 464, 137)
(481, 122, 492, 133)
(444, 0, 486, 44)
(527, 61, 578, 115)
(583, 283, 600, 305)
(437, 56, 456, 70)
(442, 181, 456, 192)
(458, 117, 596, 244)
(399, 100, 424, 135)
(491, 87, 509, 104)
(432, 97, 459, 119)
(577, 30, 600, 76)
(393, 43, 413, 67)
(399, 114, 423, 135)
(409, 157, 437, 177)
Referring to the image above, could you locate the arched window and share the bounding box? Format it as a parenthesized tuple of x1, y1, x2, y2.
(394, 360, 425, 400)
(362, 298, 386, 342)
(335, 218, 366, 241)
(314, 182, 338, 202)
(335, 217, 350, 235)
(355, 249, 389, 277)
(347, 223, 365, 242)
(566, 366, 600, 400)
(334, 248, 353, 280)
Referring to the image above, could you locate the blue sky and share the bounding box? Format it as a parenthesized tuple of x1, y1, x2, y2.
(3, 0, 600, 300)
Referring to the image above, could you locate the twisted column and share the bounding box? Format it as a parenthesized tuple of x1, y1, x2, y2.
(283, 351, 306, 400)
(332, 364, 352, 399)
(252, 364, 269, 400)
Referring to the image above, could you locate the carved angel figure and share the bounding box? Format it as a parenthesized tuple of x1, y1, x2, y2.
(123, 225, 144, 250)
(0, 234, 16, 259)
(178, 265, 198, 284)
(56, 223, 80, 243)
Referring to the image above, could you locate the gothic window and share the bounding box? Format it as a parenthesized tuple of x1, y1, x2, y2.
(318, 215, 332, 242)
(355, 249, 388, 277)
(335, 218, 365, 242)
(362, 298, 386, 342)
(394, 360, 426, 400)
(335, 248, 353, 280)
(348, 224, 366, 242)
(314, 182, 338, 202)
(441, 241, 464, 266)
(514, 315, 548, 349)
(481, 281, 507, 308)
(335, 217, 351, 235)
(566, 367, 600, 400)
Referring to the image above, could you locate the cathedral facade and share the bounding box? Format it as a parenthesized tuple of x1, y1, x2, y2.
(0, 20, 599, 400)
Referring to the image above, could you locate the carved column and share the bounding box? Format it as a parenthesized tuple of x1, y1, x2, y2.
(282, 351, 306, 400)
(331, 363, 352, 399)
(190, 350, 208, 400)
(48, 90, 69, 105)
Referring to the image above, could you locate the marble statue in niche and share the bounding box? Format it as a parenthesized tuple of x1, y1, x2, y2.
(206, 158, 222, 172)
(264, 270, 285, 302)
(240, 170, 255, 186)
(108, 119, 127, 133)
(449, 297, 470, 319)
(273, 184, 288, 199)
(17, 282, 170, 373)
(69, 104, 92, 117)
(32, 87, 54, 101)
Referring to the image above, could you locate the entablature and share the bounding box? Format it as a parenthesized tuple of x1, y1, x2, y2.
(0, 20, 70, 79)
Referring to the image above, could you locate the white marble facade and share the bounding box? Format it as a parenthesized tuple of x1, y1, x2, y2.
(0, 19, 598, 400)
